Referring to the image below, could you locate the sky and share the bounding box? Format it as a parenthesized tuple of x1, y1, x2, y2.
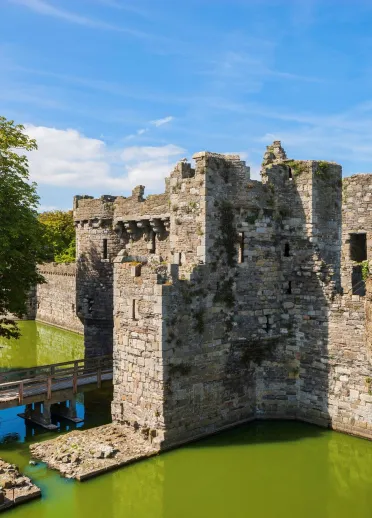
(2, 0, 372, 210)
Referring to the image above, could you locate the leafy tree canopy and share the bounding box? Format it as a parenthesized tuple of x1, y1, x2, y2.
(39, 210, 76, 263)
(0, 116, 48, 338)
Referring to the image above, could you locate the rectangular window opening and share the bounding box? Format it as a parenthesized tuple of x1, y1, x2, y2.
(350, 233, 367, 262)
(103, 239, 108, 259)
(238, 232, 245, 263)
(286, 281, 292, 295)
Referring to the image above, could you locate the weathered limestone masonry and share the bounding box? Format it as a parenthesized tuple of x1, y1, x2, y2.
(28, 263, 83, 334)
(72, 141, 372, 448)
(73, 195, 122, 357)
(326, 175, 372, 438)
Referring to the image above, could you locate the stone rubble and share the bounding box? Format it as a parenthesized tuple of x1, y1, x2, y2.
(29, 424, 159, 480)
(0, 459, 41, 511)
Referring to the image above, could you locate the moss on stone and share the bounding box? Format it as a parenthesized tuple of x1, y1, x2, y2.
(285, 160, 307, 176)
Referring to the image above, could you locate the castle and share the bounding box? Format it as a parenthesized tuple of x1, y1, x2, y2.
(30, 141, 372, 447)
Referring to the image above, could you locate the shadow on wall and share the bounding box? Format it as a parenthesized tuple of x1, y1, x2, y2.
(76, 246, 114, 359)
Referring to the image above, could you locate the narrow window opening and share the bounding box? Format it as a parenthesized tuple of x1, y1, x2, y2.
(238, 232, 245, 263)
(284, 243, 290, 257)
(265, 317, 271, 333)
(350, 233, 367, 262)
(287, 281, 292, 294)
(132, 299, 137, 320)
(103, 239, 108, 259)
(151, 232, 156, 254)
(288, 166, 293, 180)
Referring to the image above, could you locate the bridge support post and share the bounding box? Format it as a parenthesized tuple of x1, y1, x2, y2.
(19, 402, 58, 431)
(51, 397, 83, 424)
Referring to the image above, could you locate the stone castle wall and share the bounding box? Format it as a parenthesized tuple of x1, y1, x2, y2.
(67, 140, 372, 447)
(30, 263, 83, 334)
(341, 175, 372, 295)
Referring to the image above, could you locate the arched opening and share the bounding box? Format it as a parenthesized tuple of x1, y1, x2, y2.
(288, 167, 293, 180)
(284, 243, 290, 257)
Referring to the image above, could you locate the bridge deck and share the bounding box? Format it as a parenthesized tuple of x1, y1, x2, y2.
(0, 356, 113, 410)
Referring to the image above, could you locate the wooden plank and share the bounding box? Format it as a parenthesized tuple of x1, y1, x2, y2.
(0, 355, 112, 384)
(18, 382, 23, 404)
(0, 355, 113, 409)
(0, 373, 113, 406)
(73, 361, 78, 394)
(47, 377, 52, 400)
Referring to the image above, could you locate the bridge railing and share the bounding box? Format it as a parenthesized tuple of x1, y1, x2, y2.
(0, 355, 113, 404)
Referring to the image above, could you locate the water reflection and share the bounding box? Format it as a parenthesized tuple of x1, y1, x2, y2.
(1, 420, 372, 518)
(0, 321, 84, 370)
(1, 323, 372, 517)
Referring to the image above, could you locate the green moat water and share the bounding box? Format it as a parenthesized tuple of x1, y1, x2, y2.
(1, 322, 372, 517)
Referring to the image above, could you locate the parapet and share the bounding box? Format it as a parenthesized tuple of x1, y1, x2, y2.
(73, 195, 118, 223)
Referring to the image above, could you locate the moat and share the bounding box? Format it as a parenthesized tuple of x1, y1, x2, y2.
(0, 323, 372, 517)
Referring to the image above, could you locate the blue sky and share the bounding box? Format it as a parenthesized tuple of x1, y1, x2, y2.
(2, 0, 372, 210)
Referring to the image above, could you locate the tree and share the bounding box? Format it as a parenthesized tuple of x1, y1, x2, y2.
(38, 210, 76, 263)
(0, 116, 47, 338)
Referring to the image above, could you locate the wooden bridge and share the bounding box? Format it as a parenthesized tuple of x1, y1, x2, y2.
(0, 356, 113, 430)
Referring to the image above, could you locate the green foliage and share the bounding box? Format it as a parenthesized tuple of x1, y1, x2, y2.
(196, 223, 204, 236)
(285, 160, 307, 176)
(316, 161, 331, 180)
(358, 260, 370, 281)
(38, 210, 76, 263)
(0, 116, 48, 338)
(245, 209, 259, 225)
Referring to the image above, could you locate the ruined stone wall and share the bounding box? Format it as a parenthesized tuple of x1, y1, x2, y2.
(110, 145, 343, 448)
(74, 140, 372, 447)
(111, 263, 167, 442)
(31, 263, 83, 334)
(341, 175, 372, 296)
(155, 151, 343, 446)
(327, 292, 372, 439)
(74, 188, 172, 357)
(74, 195, 122, 357)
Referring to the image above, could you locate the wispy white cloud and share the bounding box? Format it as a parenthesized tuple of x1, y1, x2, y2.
(124, 115, 174, 140)
(201, 51, 323, 84)
(88, 0, 150, 17)
(24, 125, 186, 194)
(121, 144, 183, 162)
(150, 116, 174, 127)
(10, 0, 151, 38)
